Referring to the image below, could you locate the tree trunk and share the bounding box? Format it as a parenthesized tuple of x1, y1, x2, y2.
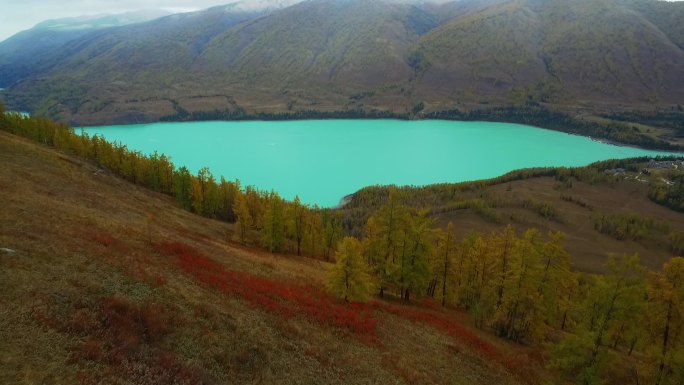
(655, 300, 674, 385)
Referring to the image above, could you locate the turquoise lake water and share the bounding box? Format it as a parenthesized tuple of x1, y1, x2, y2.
(83, 120, 677, 207)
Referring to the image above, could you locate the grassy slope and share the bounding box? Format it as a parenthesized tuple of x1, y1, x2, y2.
(0, 131, 538, 384)
(341, 168, 684, 274)
(432, 175, 684, 273)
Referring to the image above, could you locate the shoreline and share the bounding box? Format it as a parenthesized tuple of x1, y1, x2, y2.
(80, 115, 684, 154)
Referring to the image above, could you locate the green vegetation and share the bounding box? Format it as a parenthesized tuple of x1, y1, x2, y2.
(159, 108, 407, 122)
(650, 174, 684, 212)
(427, 104, 683, 151)
(594, 213, 654, 241)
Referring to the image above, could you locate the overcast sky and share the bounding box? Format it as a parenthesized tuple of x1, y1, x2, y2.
(1, 0, 682, 42)
(0, 0, 237, 42)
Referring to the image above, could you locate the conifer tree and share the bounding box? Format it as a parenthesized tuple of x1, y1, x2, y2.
(233, 191, 252, 244)
(647, 257, 684, 385)
(322, 210, 343, 260)
(173, 166, 193, 210)
(261, 191, 285, 252)
(327, 237, 375, 302)
(305, 206, 323, 257)
(438, 222, 457, 306)
(287, 195, 306, 256)
(365, 187, 408, 297)
(399, 209, 433, 302)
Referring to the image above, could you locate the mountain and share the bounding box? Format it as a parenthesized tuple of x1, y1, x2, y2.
(0, 10, 171, 88)
(1, 0, 683, 125)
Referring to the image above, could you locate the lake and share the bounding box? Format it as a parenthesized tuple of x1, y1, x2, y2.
(83, 120, 677, 207)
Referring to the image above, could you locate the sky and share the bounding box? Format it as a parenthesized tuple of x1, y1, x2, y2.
(0, 0, 683, 42)
(0, 0, 236, 42)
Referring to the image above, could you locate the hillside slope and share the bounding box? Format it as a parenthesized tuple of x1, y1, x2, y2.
(0, 10, 171, 88)
(1, 0, 683, 126)
(0, 130, 535, 384)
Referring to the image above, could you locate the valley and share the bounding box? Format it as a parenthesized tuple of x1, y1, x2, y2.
(0, 0, 682, 151)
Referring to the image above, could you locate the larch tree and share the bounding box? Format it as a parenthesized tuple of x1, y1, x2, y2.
(322, 210, 343, 260)
(233, 191, 252, 245)
(552, 254, 646, 385)
(647, 257, 684, 385)
(365, 187, 408, 297)
(218, 177, 239, 222)
(305, 206, 323, 257)
(399, 209, 433, 302)
(493, 228, 543, 341)
(430, 221, 457, 306)
(173, 166, 193, 210)
(493, 225, 516, 309)
(261, 191, 285, 252)
(287, 195, 306, 256)
(326, 237, 375, 302)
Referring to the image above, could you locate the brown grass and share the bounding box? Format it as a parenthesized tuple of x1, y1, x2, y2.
(0, 130, 535, 384)
(432, 175, 684, 272)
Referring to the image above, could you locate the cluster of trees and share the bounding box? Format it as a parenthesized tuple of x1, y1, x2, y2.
(550, 256, 684, 385)
(329, 189, 575, 342)
(327, 189, 684, 383)
(650, 175, 684, 212)
(603, 110, 684, 136)
(594, 213, 655, 241)
(426, 104, 682, 151)
(0, 104, 345, 258)
(160, 107, 406, 123)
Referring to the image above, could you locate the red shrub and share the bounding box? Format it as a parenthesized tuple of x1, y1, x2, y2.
(72, 338, 105, 362)
(89, 232, 117, 247)
(158, 241, 378, 341)
(69, 308, 98, 334)
(154, 275, 167, 286)
(372, 301, 503, 363)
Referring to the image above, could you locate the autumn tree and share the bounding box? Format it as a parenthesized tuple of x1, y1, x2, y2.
(233, 191, 252, 244)
(287, 195, 307, 256)
(646, 257, 684, 385)
(364, 187, 408, 297)
(327, 237, 375, 302)
(322, 210, 343, 260)
(218, 177, 239, 222)
(492, 228, 543, 341)
(398, 209, 433, 302)
(305, 206, 323, 257)
(173, 166, 193, 210)
(551, 255, 646, 384)
(261, 191, 285, 252)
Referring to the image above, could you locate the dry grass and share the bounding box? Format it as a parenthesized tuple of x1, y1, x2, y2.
(432, 175, 684, 273)
(0, 131, 538, 384)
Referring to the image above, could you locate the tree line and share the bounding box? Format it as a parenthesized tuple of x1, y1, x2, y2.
(328, 188, 684, 384)
(426, 103, 682, 151)
(0, 105, 344, 258)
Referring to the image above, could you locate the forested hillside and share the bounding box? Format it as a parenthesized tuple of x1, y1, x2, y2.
(3, 106, 684, 384)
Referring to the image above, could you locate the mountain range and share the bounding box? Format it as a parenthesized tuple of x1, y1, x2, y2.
(0, 0, 683, 125)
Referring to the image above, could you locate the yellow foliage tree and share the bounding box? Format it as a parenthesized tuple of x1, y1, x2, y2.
(327, 237, 375, 302)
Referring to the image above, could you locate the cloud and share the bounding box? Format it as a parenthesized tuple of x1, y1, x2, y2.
(0, 0, 236, 41)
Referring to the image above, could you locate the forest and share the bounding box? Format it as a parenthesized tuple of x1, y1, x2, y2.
(157, 100, 682, 152)
(2, 103, 684, 384)
(427, 103, 683, 151)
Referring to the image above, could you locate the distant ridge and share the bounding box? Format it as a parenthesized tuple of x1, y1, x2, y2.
(0, 0, 682, 127)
